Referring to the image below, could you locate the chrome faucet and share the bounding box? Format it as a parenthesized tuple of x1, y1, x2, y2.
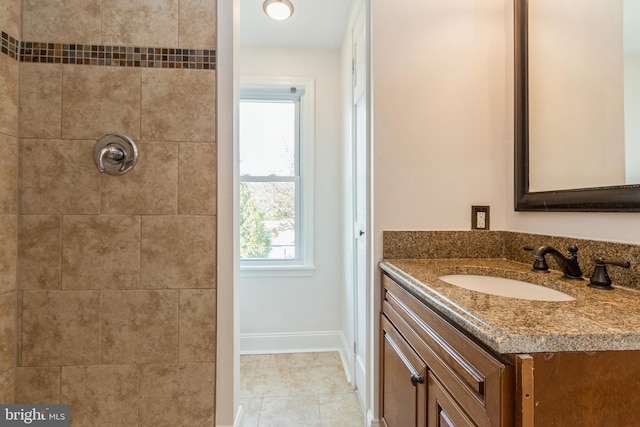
(530, 245, 583, 280)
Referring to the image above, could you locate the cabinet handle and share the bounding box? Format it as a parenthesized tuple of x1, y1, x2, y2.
(410, 374, 424, 386)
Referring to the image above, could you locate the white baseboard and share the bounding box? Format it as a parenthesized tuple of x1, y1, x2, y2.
(240, 330, 346, 355)
(367, 410, 382, 427)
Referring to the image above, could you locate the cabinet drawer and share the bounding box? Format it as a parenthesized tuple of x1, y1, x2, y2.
(382, 273, 513, 427)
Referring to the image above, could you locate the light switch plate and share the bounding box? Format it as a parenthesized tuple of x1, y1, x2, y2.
(471, 206, 490, 230)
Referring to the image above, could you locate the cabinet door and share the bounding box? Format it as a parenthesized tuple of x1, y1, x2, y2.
(428, 372, 476, 427)
(381, 315, 427, 427)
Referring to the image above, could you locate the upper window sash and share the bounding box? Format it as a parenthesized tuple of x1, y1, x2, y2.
(239, 96, 301, 178)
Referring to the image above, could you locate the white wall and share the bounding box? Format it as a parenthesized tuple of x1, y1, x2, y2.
(372, 0, 509, 241)
(238, 46, 346, 351)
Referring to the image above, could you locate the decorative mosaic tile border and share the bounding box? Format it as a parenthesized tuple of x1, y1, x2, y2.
(1, 31, 20, 60)
(1, 29, 216, 70)
(21, 42, 216, 69)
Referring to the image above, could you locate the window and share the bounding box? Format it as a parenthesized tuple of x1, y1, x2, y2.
(239, 79, 315, 276)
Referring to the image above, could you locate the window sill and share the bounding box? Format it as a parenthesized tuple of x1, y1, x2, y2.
(239, 264, 316, 278)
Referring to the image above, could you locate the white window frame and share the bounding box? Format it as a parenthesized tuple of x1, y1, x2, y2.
(239, 77, 315, 277)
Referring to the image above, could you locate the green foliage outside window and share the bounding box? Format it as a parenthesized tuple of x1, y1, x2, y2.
(239, 182, 272, 258)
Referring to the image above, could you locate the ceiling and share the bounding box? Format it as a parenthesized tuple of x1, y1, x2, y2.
(240, 0, 354, 48)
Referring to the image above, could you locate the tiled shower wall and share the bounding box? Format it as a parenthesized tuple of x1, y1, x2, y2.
(0, 0, 19, 405)
(1, 1, 218, 425)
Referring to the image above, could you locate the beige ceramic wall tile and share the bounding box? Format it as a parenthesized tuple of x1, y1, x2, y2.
(21, 290, 100, 366)
(139, 363, 215, 427)
(0, 214, 17, 294)
(61, 365, 138, 427)
(14, 290, 21, 367)
(22, 0, 101, 44)
(0, 133, 17, 214)
(0, 368, 14, 403)
(15, 367, 61, 404)
(62, 65, 141, 140)
(179, 0, 217, 48)
(0, 55, 18, 137)
(141, 216, 216, 289)
(101, 290, 179, 364)
(101, 141, 178, 215)
(19, 63, 63, 139)
(179, 289, 216, 362)
(179, 142, 216, 214)
(102, 0, 179, 47)
(62, 215, 140, 290)
(0, 291, 16, 375)
(18, 215, 62, 291)
(20, 139, 101, 214)
(0, 0, 20, 36)
(141, 69, 216, 142)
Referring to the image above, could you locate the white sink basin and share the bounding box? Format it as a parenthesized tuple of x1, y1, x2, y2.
(438, 274, 576, 302)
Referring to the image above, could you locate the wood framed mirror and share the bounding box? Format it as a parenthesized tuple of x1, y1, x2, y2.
(514, 0, 640, 212)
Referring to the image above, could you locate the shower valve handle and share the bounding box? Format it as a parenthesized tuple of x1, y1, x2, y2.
(98, 145, 126, 173)
(94, 133, 138, 176)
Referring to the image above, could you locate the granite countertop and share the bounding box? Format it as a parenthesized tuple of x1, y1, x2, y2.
(380, 258, 640, 354)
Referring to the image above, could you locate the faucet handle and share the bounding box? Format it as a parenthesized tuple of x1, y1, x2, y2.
(567, 245, 578, 258)
(524, 246, 550, 272)
(588, 258, 631, 290)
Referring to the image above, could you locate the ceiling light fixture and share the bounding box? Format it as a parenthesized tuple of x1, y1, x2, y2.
(263, 0, 294, 21)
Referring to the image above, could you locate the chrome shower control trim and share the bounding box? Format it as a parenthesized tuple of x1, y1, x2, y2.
(94, 133, 138, 175)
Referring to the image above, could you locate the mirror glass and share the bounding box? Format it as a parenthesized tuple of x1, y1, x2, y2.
(528, 0, 640, 192)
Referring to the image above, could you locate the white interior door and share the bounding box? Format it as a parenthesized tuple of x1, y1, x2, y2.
(352, 6, 368, 409)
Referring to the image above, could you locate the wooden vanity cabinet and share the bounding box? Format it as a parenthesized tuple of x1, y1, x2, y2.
(381, 271, 640, 427)
(381, 273, 514, 427)
(380, 274, 640, 427)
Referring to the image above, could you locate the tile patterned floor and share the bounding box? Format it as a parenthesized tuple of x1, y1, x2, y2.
(239, 352, 365, 427)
